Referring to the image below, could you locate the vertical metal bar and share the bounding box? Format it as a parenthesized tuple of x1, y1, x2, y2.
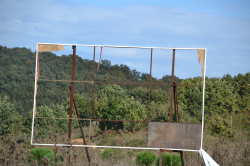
(180, 151, 185, 166)
(173, 84, 177, 122)
(169, 49, 175, 122)
(147, 48, 153, 122)
(146, 48, 153, 146)
(175, 86, 180, 123)
(90, 46, 95, 120)
(159, 150, 163, 166)
(68, 45, 76, 165)
(31, 43, 39, 144)
(72, 94, 91, 162)
(200, 49, 207, 149)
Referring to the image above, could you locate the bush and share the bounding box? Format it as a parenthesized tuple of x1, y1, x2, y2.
(136, 151, 156, 166)
(156, 153, 183, 166)
(208, 114, 234, 137)
(30, 147, 54, 164)
(102, 148, 118, 159)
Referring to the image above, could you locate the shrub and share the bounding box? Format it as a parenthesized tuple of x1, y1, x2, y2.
(156, 153, 183, 166)
(30, 147, 54, 164)
(102, 148, 118, 159)
(208, 114, 234, 137)
(136, 151, 156, 166)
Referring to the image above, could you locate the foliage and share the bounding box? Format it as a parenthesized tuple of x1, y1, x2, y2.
(129, 86, 169, 105)
(177, 76, 245, 127)
(136, 151, 156, 166)
(156, 153, 184, 166)
(72, 94, 91, 125)
(0, 45, 250, 139)
(208, 113, 234, 137)
(102, 148, 118, 159)
(178, 77, 239, 117)
(0, 46, 180, 117)
(149, 101, 169, 122)
(94, 84, 147, 131)
(30, 147, 54, 164)
(23, 104, 78, 138)
(0, 95, 23, 136)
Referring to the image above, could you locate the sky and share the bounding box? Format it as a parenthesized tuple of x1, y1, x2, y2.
(0, 0, 249, 79)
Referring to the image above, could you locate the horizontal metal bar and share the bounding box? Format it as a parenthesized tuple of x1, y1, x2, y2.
(94, 81, 151, 86)
(37, 43, 206, 50)
(31, 143, 200, 151)
(176, 84, 202, 87)
(32, 143, 199, 152)
(35, 117, 148, 122)
(38, 79, 92, 83)
(36, 117, 91, 120)
(38, 79, 202, 87)
(35, 117, 201, 125)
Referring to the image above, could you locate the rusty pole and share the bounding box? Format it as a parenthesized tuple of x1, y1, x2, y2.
(72, 94, 91, 162)
(180, 151, 185, 166)
(147, 48, 153, 122)
(159, 150, 163, 166)
(173, 82, 180, 122)
(173, 82, 177, 122)
(169, 49, 175, 122)
(90, 46, 95, 120)
(146, 48, 153, 146)
(68, 45, 76, 165)
(175, 85, 180, 122)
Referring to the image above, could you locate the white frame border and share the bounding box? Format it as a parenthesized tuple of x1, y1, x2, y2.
(31, 43, 207, 151)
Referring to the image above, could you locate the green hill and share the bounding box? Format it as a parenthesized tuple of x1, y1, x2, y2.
(0, 46, 182, 116)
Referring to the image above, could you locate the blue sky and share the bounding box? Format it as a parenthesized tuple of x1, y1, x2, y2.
(0, 0, 249, 79)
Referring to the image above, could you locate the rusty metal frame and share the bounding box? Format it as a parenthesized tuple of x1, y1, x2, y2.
(31, 43, 207, 152)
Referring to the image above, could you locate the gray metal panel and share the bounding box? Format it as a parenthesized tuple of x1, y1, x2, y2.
(147, 122, 201, 150)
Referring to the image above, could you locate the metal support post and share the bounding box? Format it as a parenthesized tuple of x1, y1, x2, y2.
(169, 49, 175, 122)
(69, 87, 91, 163)
(68, 45, 76, 165)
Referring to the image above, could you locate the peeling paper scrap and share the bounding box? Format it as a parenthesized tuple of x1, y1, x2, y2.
(38, 44, 65, 52)
(197, 49, 205, 83)
(199, 149, 219, 166)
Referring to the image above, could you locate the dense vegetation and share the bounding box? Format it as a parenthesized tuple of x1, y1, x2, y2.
(0, 45, 249, 135)
(0, 45, 249, 165)
(0, 46, 181, 117)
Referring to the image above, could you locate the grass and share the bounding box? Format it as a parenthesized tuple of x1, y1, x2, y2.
(136, 151, 156, 166)
(1, 125, 249, 166)
(155, 153, 183, 166)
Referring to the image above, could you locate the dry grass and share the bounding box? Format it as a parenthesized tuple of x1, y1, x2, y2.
(0, 128, 249, 166)
(184, 130, 250, 166)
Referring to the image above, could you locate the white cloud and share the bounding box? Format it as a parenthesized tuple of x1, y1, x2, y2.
(0, 0, 249, 78)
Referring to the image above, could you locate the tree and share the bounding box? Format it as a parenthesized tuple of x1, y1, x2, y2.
(94, 84, 126, 130)
(0, 95, 23, 136)
(177, 76, 241, 126)
(129, 86, 169, 105)
(23, 104, 78, 138)
(94, 84, 147, 131)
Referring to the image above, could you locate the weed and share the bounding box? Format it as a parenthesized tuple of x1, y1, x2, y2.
(136, 151, 156, 166)
(102, 148, 118, 159)
(30, 147, 54, 164)
(156, 153, 183, 166)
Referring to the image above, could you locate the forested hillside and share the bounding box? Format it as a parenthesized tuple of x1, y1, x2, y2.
(0, 46, 249, 165)
(0, 46, 181, 116)
(0, 45, 249, 136)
